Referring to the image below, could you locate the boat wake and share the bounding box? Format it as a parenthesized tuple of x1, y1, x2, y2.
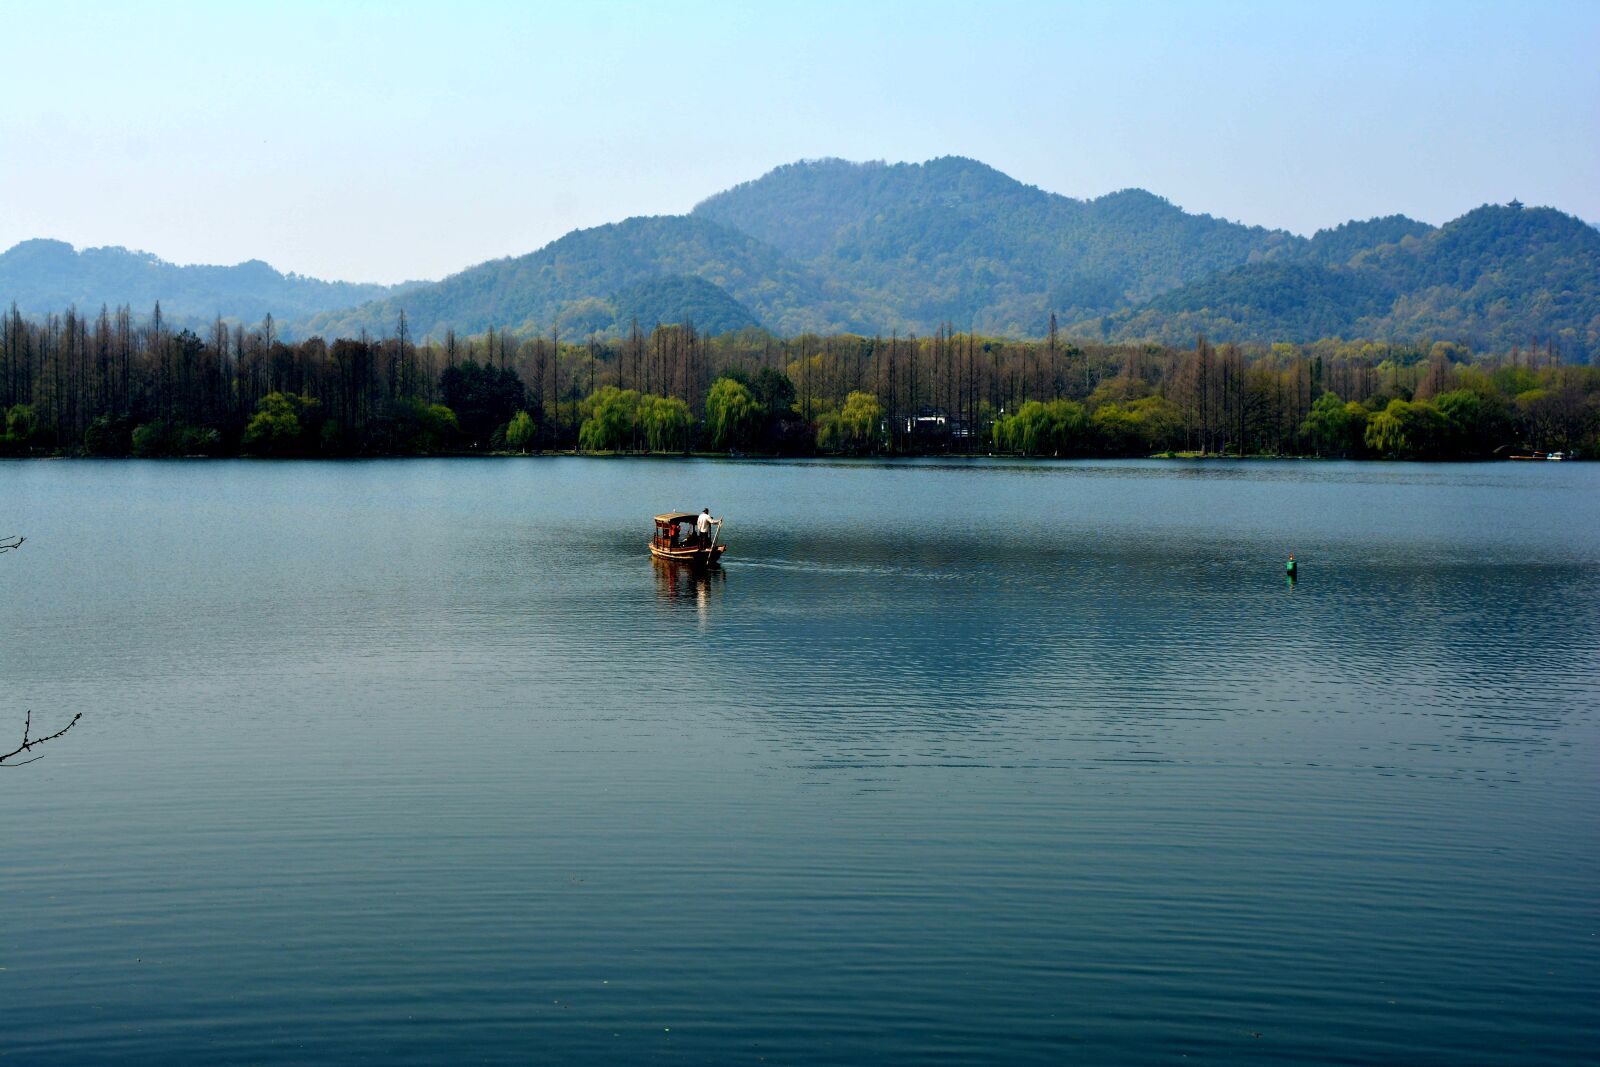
(729, 557, 961, 579)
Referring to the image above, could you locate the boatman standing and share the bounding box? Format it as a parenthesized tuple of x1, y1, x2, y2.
(696, 508, 721, 547)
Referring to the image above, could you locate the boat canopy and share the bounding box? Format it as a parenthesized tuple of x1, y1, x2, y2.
(654, 512, 700, 526)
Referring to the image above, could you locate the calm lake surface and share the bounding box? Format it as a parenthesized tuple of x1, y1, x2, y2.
(3, 457, 1597, 1064)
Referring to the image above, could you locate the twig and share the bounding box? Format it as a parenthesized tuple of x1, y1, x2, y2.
(0, 710, 81, 767)
(0, 538, 78, 767)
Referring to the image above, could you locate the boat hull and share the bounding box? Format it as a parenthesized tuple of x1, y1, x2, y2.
(649, 543, 726, 566)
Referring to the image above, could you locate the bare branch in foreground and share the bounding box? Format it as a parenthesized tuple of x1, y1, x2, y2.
(0, 537, 79, 767)
(1, 710, 82, 767)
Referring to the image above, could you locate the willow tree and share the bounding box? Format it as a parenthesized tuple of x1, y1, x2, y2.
(817, 390, 885, 453)
(704, 377, 762, 451)
(577, 387, 640, 451)
(639, 395, 692, 452)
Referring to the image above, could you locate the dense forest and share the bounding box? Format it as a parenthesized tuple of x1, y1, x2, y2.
(3, 303, 1594, 461)
(1107, 203, 1600, 356)
(693, 158, 1298, 331)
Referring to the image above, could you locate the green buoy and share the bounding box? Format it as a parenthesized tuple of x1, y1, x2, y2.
(1286, 554, 1298, 579)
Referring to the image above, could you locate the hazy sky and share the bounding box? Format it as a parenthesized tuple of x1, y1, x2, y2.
(3, 0, 1595, 283)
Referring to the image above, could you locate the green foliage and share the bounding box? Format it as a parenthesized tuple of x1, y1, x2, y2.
(1304, 216, 1434, 265)
(1089, 395, 1182, 454)
(1515, 385, 1599, 451)
(12, 159, 1595, 361)
(1127, 396, 1183, 450)
(1089, 404, 1141, 454)
(1099, 203, 1600, 359)
(994, 399, 1088, 456)
(130, 419, 222, 457)
(750, 367, 797, 416)
(1364, 399, 1448, 459)
(1301, 392, 1369, 457)
(1, 403, 39, 453)
(4, 280, 1596, 461)
(1433, 389, 1509, 456)
(1112, 261, 1395, 345)
(638, 394, 692, 452)
(417, 403, 459, 452)
(573, 387, 703, 452)
(612, 275, 760, 335)
(1363, 407, 1407, 458)
(82, 413, 135, 457)
(505, 410, 539, 452)
(129, 421, 165, 457)
(816, 391, 885, 453)
(243, 392, 320, 456)
(577, 389, 639, 451)
(705, 377, 764, 451)
(368, 398, 458, 454)
(553, 297, 616, 337)
(439, 361, 526, 446)
(306, 215, 860, 340)
(693, 157, 1297, 334)
(1493, 365, 1540, 398)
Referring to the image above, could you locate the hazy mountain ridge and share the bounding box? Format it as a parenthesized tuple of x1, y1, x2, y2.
(1094, 204, 1600, 356)
(1300, 215, 1436, 265)
(694, 157, 1300, 333)
(302, 214, 865, 340)
(5, 158, 1596, 358)
(610, 275, 759, 336)
(0, 238, 409, 327)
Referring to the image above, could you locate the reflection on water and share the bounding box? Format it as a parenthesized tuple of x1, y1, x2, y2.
(652, 557, 723, 628)
(652, 555, 724, 601)
(3, 457, 1598, 1065)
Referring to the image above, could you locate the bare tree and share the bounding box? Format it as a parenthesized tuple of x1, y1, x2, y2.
(2, 536, 81, 765)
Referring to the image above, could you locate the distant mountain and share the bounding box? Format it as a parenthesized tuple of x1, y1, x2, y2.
(1095, 203, 1600, 356)
(1105, 261, 1396, 343)
(611, 275, 759, 335)
(0, 239, 406, 328)
(303, 214, 861, 340)
(694, 157, 1300, 333)
(8, 159, 1596, 359)
(1300, 215, 1435, 265)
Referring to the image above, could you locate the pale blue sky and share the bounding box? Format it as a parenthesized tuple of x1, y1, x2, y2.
(3, 0, 1595, 283)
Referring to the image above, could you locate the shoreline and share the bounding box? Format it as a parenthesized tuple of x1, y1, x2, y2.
(0, 450, 1574, 464)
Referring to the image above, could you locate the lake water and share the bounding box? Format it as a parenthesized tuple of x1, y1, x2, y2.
(3, 457, 1597, 1064)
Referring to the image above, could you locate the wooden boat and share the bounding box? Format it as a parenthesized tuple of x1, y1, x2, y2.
(649, 511, 727, 565)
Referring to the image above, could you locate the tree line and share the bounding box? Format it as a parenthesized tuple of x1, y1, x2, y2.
(2, 303, 1596, 459)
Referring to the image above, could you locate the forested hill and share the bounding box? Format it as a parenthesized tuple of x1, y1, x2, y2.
(1093, 203, 1600, 356)
(0, 239, 406, 327)
(302, 215, 860, 340)
(308, 156, 1593, 356)
(692, 157, 1301, 333)
(6, 158, 1597, 359)
(1300, 215, 1436, 264)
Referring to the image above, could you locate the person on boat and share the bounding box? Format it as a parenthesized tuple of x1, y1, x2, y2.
(695, 508, 720, 547)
